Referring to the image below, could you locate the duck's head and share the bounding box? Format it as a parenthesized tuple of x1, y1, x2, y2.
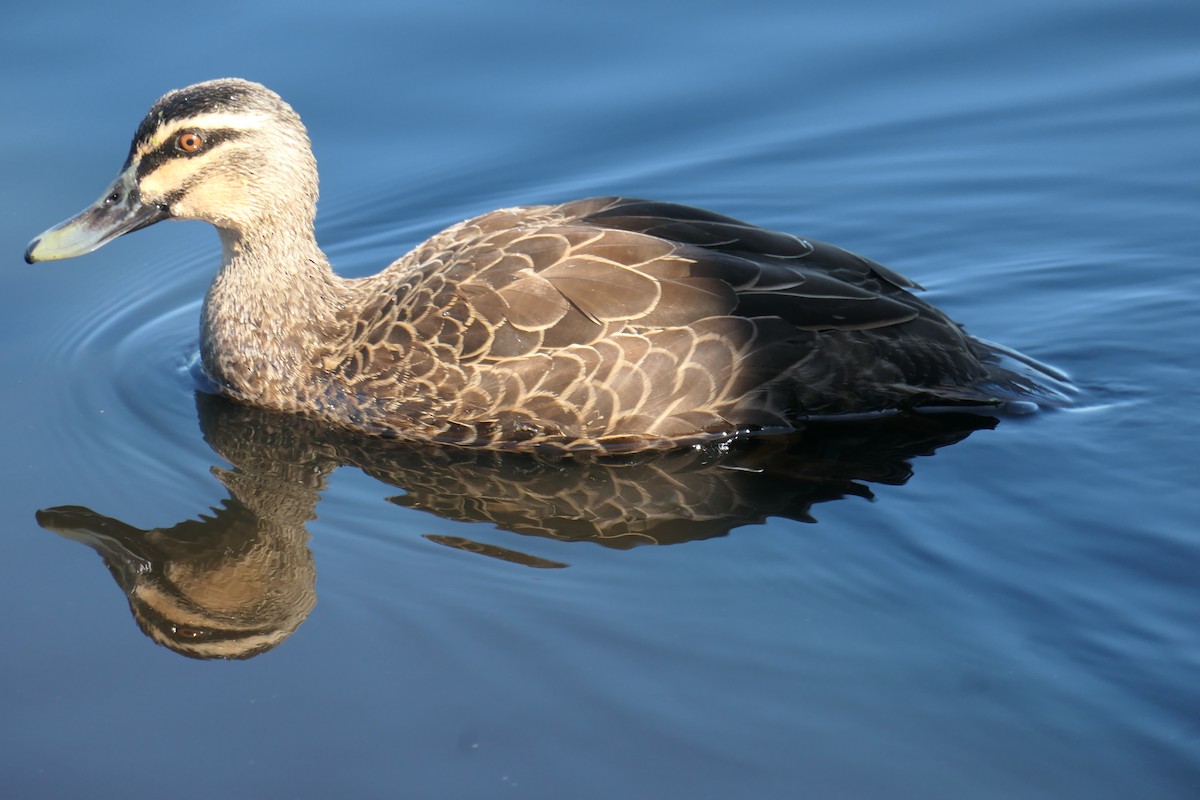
(25, 78, 318, 264)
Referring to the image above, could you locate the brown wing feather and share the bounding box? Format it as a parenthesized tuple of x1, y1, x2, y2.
(314, 197, 1042, 450)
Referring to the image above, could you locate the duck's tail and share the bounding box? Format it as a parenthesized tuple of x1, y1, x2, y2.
(957, 337, 1077, 413)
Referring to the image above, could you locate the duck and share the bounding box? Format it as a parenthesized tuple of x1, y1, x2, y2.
(25, 78, 1070, 453)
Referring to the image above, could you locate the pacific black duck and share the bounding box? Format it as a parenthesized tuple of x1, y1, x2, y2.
(25, 79, 1070, 452)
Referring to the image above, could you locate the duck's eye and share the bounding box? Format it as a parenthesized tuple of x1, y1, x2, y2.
(176, 132, 204, 153)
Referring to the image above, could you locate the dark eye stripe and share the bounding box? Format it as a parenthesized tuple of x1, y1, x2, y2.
(135, 128, 241, 179)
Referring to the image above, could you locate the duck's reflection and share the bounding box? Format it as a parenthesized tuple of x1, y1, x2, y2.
(38, 393, 993, 659)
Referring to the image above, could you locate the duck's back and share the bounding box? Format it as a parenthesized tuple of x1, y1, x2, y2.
(316, 197, 1065, 451)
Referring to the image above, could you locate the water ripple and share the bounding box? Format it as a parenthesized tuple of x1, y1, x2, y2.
(38, 246, 215, 482)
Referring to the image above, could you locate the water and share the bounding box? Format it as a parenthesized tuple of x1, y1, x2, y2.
(2, 0, 1198, 797)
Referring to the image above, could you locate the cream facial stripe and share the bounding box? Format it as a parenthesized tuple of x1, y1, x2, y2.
(137, 143, 237, 201)
(138, 111, 270, 155)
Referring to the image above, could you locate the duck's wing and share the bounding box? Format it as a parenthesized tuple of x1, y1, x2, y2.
(389, 196, 937, 358)
(327, 198, 1017, 447)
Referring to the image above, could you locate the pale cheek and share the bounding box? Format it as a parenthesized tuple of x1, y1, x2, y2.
(139, 159, 199, 203)
(173, 177, 252, 224)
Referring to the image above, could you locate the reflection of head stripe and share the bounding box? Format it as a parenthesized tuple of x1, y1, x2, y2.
(130, 582, 286, 661)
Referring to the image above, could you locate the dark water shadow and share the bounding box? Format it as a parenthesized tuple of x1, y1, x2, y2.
(37, 393, 994, 660)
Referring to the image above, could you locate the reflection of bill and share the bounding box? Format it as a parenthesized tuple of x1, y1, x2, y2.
(37, 393, 992, 660)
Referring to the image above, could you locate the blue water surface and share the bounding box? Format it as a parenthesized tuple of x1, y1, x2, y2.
(1, 1, 1197, 798)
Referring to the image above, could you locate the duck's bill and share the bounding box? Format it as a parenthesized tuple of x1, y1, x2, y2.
(24, 169, 166, 263)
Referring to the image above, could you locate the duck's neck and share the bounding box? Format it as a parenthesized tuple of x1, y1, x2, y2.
(201, 224, 348, 413)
